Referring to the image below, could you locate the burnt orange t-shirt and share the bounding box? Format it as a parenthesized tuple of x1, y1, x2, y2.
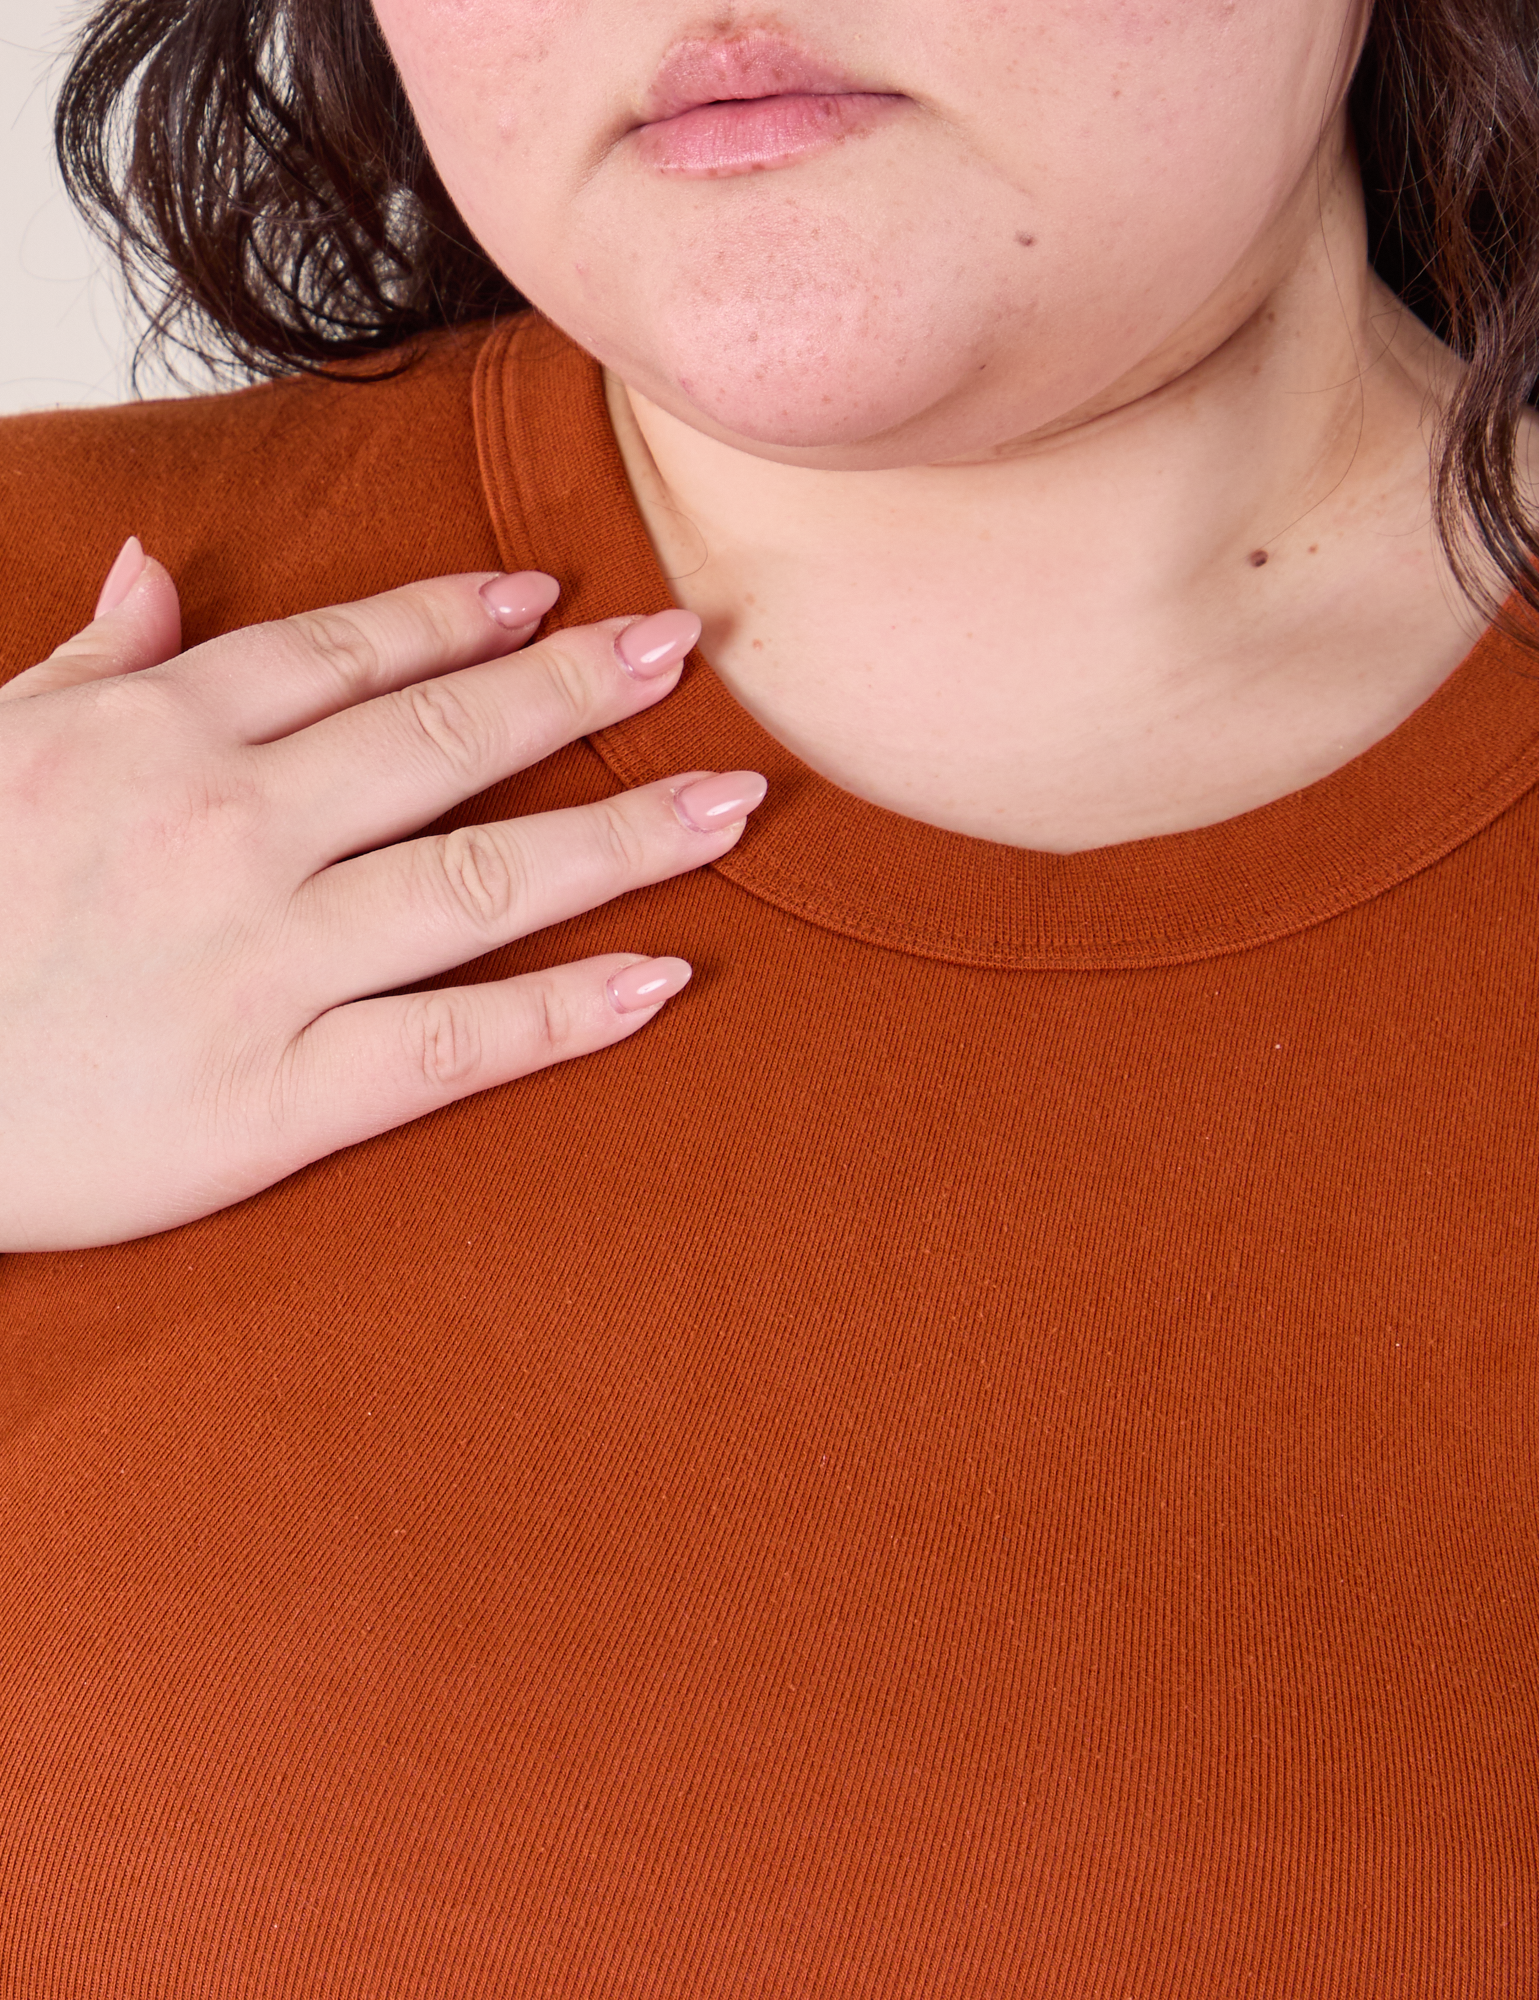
(2, 313, 1537, 1997)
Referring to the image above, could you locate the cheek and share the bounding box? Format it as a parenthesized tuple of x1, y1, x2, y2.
(370, 0, 609, 287)
(372, 0, 565, 48)
(369, 0, 564, 147)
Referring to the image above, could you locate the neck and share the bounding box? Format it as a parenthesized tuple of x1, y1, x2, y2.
(604, 140, 1485, 853)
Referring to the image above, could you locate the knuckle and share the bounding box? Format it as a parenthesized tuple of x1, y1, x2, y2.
(401, 990, 485, 1093)
(77, 663, 187, 738)
(161, 760, 268, 856)
(590, 796, 653, 881)
(399, 589, 460, 661)
(287, 606, 386, 695)
(533, 634, 599, 735)
(402, 676, 486, 781)
(433, 824, 523, 934)
(529, 977, 577, 1062)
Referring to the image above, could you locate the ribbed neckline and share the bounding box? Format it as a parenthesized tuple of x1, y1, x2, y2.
(473, 312, 1539, 972)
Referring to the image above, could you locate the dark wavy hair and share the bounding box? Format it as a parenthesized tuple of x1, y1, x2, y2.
(53, 0, 1539, 624)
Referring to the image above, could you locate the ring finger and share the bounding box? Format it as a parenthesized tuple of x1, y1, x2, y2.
(287, 769, 770, 1009)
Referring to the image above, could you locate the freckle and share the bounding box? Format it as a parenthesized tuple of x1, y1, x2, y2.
(1249, 549, 1269, 568)
(1015, 231, 1036, 247)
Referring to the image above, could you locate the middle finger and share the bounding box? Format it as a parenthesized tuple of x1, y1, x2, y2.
(259, 611, 700, 864)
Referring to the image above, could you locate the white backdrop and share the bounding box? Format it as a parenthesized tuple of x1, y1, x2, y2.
(0, 0, 153, 414)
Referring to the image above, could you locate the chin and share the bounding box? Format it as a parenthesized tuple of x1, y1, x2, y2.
(567, 291, 1011, 460)
(658, 353, 941, 452)
(543, 192, 1027, 455)
(618, 322, 1101, 468)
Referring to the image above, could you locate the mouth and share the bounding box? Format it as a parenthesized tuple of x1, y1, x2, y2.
(633, 32, 906, 179)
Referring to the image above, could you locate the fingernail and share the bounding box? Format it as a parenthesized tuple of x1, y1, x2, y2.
(615, 608, 701, 679)
(605, 956, 693, 1015)
(95, 536, 145, 618)
(479, 570, 561, 629)
(673, 770, 769, 833)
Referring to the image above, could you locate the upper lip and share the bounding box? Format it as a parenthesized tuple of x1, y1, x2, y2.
(639, 31, 879, 126)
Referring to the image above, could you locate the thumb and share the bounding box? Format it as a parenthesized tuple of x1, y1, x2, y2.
(1, 537, 184, 702)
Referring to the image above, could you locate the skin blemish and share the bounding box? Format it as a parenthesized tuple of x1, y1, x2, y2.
(1249, 549, 1269, 567)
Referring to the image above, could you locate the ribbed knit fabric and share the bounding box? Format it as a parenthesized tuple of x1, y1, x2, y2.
(2, 312, 1537, 1998)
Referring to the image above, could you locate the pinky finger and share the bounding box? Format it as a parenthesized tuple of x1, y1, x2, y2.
(272, 952, 693, 1165)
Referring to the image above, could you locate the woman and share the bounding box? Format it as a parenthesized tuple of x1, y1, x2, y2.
(1, 0, 1535, 1990)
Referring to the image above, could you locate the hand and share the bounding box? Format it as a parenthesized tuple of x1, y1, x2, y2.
(0, 540, 766, 1251)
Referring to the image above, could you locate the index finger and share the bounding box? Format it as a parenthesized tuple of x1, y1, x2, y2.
(167, 572, 563, 742)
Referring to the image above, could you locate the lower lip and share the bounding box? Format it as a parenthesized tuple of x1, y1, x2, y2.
(635, 92, 902, 178)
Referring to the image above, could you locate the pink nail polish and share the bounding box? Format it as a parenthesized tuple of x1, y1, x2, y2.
(95, 536, 145, 618)
(479, 571, 561, 629)
(673, 770, 769, 833)
(615, 609, 701, 679)
(605, 956, 693, 1014)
